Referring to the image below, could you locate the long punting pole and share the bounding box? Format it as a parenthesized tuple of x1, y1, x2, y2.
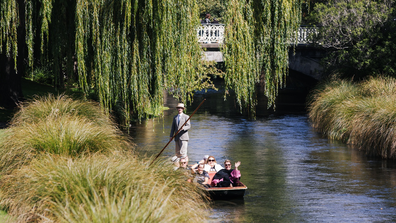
(149, 99, 206, 166)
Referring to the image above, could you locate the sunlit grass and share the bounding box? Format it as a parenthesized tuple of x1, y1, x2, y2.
(0, 95, 132, 176)
(0, 129, 5, 139)
(308, 76, 396, 158)
(0, 153, 209, 222)
(0, 209, 11, 222)
(10, 94, 113, 128)
(0, 94, 210, 222)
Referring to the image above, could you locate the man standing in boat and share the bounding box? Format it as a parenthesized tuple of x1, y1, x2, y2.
(170, 103, 190, 163)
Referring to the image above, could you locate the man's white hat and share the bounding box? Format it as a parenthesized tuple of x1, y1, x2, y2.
(176, 103, 185, 109)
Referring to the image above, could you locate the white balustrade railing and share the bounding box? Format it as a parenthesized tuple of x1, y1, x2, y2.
(197, 24, 225, 44)
(293, 27, 318, 44)
(197, 24, 317, 45)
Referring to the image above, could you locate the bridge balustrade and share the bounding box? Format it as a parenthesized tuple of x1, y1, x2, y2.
(197, 24, 225, 44)
(293, 27, 318, 45)
(197, 24, 317, 45)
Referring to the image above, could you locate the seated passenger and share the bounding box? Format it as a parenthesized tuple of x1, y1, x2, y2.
(178, 158, 194, 181)
(191, 154, 209, 170)
(171, 155, 180, 171)
(178, 158, 192, 171)
(203, 156, 223, 172)
(211, 160, 241, 187)
(193, 164, 210, 187)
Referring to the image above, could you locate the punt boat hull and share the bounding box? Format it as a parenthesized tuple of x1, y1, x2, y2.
(205, 182, 247, 199)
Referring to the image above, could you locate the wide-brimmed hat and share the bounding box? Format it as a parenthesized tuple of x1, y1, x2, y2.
(176, 103, 185, 109)
(171, 156, 180, 163)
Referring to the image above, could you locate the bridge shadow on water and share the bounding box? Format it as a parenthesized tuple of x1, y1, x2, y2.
(191, 71, 318, 118)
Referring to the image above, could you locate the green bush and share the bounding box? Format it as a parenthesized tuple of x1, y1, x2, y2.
(30, 66, 53, 85)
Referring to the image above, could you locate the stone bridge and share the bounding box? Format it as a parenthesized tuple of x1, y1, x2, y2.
(198, 24, 324, 81)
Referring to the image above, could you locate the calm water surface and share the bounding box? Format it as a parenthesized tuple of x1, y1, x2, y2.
(130, 92, 396, 222)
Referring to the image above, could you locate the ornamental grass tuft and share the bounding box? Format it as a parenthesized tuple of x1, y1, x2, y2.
(0, 94, 210, 222)
(0, 153, 209, 222)
(0, 95, 132, 176)
(10, 94, 113, 128)
(308, 76, 396, 159)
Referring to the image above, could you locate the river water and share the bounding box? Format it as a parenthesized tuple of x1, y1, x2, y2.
(129, 89, 396, 222)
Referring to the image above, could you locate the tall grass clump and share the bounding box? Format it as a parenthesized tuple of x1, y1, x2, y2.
(0, 94, 210, 222)
(0, 153, 209, 222)
(0, 94, 132, 176)
(308, 79, 361, 140)
(10, 94, 113, 127)
(309, 76, 396, 159)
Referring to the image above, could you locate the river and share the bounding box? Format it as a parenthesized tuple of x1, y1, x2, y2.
(129, 89, 396, 222)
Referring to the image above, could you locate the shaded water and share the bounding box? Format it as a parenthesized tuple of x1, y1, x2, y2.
(130, 90, 396, 222)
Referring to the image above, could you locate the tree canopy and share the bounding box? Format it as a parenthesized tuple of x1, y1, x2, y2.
(1, 0, 302, 123)
(309, 0, 395, 79)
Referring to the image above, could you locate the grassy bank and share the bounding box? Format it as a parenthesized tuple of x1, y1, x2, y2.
(0, 95, 209, 222)
(308, 76, 396, 159)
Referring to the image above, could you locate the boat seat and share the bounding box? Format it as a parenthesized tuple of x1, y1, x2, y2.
(207, 171, 216, 185)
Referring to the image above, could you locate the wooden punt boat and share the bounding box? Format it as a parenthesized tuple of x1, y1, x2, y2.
(205, 172, 248, 199)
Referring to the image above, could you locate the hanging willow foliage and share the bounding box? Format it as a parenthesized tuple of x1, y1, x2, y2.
(75, 0, 214, 123)
(1, 0, 301, 124)
(222, 0, 301, 114)
(1, 0, 214, 125)
(0, 0, 18, 64)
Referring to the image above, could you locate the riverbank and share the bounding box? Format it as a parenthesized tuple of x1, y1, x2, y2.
(308, 76, 396, 159)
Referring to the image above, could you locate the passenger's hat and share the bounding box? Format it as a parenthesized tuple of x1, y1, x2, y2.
(171, 156, 180, 163)
(176, 103, 185, 109)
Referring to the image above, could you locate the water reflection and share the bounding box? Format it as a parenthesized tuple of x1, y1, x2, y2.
(130, 93, 396, 222)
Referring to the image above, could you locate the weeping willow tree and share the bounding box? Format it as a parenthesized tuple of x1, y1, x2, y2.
(222, 0, 302, 114)
(74, 0, 216, 123)
(1, 0, 213, 124)
(1, 0, 302, 123)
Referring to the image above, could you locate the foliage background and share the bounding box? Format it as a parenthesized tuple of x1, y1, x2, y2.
(1, 0, 303, 122)
(309, 0, 395, 79)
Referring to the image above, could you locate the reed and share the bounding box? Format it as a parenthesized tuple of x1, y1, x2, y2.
(0, 153, 209, 222)
(309, 77, 396, 159)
